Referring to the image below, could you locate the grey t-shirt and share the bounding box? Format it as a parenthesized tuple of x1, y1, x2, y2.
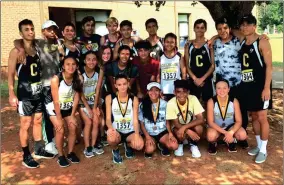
(35, 39, 60, 86)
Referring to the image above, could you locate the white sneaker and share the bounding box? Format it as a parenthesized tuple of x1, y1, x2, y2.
(174, 144, 184, 156)
(45, 142, 58, 155)
(190, 144, 201, 158)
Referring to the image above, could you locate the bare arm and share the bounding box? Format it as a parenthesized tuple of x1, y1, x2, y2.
(207, 99, 226, 134)
(51, 76, 63, 120)
(182, 113, 204, 130)
(231, 99, 242, 133)
(133, 97, 140, 134)
(231, 29, 245, 42)
(166, 120, 173, 134)
(259, 39, 273, 100)
(8, 48, 19, 106)
(200, 47, 215, 81)
(179, 55, 187, 80)
(71, 92, 80, 115)
(113, 42, 120, 61)
(105, 95, 113, 129)
(140, 121, 151, 138)
(94, 68, 104, 108)
(100, 35, 106, 46)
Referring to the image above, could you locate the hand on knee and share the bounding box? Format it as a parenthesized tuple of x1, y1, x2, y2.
(145, 145, 156, 154)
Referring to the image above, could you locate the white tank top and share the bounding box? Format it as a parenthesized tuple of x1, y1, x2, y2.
(82, 70, 99, 105)
(139, 99, 167, 136)
(111, 94, 135, 134)
(160, 52, 182, 94)
(57, 73, 75, 110)
(213, 95, 235, 128)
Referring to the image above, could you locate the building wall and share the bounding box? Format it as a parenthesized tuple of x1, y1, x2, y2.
(1, 1, 217, 66)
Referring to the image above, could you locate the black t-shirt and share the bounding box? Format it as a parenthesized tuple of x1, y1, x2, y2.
(78, 34, 101, 54)
(104, 61, 139, 94)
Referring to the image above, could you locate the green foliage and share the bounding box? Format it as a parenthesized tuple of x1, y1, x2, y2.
(259, 2, 283, 32)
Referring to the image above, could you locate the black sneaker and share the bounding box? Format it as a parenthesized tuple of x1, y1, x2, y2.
(124, 142, 134, 158)
(34, 147, 55, 159)
(57, 156, 70, 168)
(208, 142, 217, 155)
(144, 153, 153, 159)
(112, 149, 123, 164)
(101, 136, 109, 146)
(217, 140, 226, 145)
(228, 143, 237, 153)
(22, 155, 39, 169)
(238, 140, 249, 149)
(67, 152, 80, 163)
(157, 143, 170, 156)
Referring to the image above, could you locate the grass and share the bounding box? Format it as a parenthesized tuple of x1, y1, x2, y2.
(273, 61, 283, 68)
(1, 80, 17, 98)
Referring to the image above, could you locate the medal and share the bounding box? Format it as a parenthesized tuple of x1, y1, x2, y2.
(217, 95, 229, 121)
(152, 99, 160, 123)
(177, 98, 189, 124)
(117, 93, 129, 117)
(153, 125, 157, 131)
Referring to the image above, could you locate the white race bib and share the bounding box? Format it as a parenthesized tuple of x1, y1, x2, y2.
(242, 69, 254, 82)
(116, 118, 131, 132)
(31, 82, 42, 95)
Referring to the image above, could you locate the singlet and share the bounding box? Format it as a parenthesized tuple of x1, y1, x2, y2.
(212, 95, 235, 129)
(81, 68, 99, 105)
(160, 52, 182, 94)
(111, 93, 135, 134)
(213, 36, 242, 87)
(139, 99, 167, 136)
(118, 39, 138, 59)
(104, 35, 119, 49)
(240, 38, 267, 89)
(188, 42, 212, 78)
(62, 44, 80, 60)
(147, 37, 164, 61)
(16, 51, 42, 101)
(57, 72, 75, 111)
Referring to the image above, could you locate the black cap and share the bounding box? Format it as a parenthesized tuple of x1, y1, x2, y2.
(174, 80, 190, 90)
(240, 14, 257, 25)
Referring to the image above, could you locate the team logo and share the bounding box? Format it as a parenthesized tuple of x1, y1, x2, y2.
(150, 51, 156, 58)
(202, 50, 206, 54)
(250, 48, 254, 53)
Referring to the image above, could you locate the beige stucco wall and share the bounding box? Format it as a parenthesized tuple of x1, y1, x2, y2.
(1, 1, 217, 65)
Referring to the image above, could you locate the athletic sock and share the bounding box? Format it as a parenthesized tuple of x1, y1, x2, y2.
(22, 146, 31, 157)
(255, 135, 261, 149)
(259, 140, 268, 154)
(34, 140, 44, 153)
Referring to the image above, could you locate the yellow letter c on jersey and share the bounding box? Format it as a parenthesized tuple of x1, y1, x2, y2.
(243, 53, 249, 67)
(30, 63, 38, 76)
(196, 55, 203, 67)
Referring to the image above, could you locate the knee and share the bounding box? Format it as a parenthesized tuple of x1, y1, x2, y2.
(107, 133, 120, 145)
(235, 130, 247, 141)
(92, 119, 99, 128)
(257, 113, 268, 124)
(68, 125, 76, 135)
(131, 138, 144, 151)
(168, 142, 178, 151)
(20, 119, 31, 131)
(145, 144, 156, 154)
(207, 131, 218, 142)
(33, 115, 42, 125)
(194, 125, 204, 136)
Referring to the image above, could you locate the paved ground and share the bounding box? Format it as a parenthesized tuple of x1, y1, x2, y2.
(272, 71, 283, 89)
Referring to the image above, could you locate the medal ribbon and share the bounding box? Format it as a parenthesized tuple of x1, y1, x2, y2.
(176, 98, 189, 123)
(217, 96, 229, 121)
(152, 99, 160, 124)
(117, 93, 129, 117)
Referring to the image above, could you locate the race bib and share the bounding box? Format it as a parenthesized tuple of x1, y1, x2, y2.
(60, 98, 73, 110)
(116, 118, 131, 131)
(31, 82, 42, 95)
(162, 72, 177, 80)
(86, 92, 95, 102)
(242, 69, 254, 82)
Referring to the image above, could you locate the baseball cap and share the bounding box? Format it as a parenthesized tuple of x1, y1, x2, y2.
(42, 20, 59, 29)
(174, 80, 190, 90)
(240, 14, 257, 25)
(147, 82, 161, 90)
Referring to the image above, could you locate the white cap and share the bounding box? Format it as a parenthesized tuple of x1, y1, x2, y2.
(147, 82, 161, 90)
(42, 20, 59, 29)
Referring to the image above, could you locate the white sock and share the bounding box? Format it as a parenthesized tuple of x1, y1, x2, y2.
(260, 140, 268, 154)
(255, 135, 261, 149)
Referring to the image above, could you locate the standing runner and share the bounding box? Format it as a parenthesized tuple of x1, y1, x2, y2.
(49, 56, 82, 167)
(184, 19, 214, 104)
(139, 82, 178, 158)
(145, 18, 164, 61)
(160, 33, 187, 101)
(113, 20, 138, 60)
(239, 14, 272, 163)
(100, 17, 120, 50)
(166, 80, 204, 158)
(105, 74, 144, 164)
(79, 51, 104, 157)
(8, 19, 54, 168)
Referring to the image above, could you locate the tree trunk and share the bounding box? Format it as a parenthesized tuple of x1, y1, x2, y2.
(199, 1, 256, 28)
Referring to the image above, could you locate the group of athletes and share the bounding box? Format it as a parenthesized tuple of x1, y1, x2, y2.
(8, 14, 272, 169)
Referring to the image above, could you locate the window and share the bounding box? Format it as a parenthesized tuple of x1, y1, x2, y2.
(75, 9, 111, 36)
(178, 14, 190, 48)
